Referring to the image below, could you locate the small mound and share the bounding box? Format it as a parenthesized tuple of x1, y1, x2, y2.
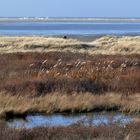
(93, 36, 140, 54)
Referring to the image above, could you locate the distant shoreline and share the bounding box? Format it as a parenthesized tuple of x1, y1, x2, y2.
(1, 17, 140, 23)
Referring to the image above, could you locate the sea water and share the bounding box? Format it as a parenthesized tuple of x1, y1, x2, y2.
(1, 22, 140, 36)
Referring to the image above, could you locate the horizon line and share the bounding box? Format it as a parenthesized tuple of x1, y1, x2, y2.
(0, 17, 140, 19)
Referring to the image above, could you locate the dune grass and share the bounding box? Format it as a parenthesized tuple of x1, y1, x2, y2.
(0, 36, 140, 54)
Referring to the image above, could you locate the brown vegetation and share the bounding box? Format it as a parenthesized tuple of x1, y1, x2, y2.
(0, 52, 139, 96)
(0, 36, 140, 139)
(0, 52, 139, 117)
(0, 121, 140, 140)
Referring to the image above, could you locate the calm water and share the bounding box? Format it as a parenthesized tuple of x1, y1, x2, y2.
(1, 22, 140, 36)
(8, 113, 140, 128)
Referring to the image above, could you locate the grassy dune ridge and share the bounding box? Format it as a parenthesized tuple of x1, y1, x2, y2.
(0, 36, 140, 54)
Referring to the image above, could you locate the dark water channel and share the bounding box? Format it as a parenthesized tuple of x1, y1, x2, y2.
(7, 113, 140, 129)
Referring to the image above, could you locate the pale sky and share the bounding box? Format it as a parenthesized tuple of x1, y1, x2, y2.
(0, 0, 140, 17)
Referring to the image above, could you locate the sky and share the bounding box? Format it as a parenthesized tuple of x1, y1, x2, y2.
(0, 0, 140, 17)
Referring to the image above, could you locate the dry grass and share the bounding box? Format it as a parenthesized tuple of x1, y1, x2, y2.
(0, 121, 140, 140)
(0, 36, 140, 54)
(94, 36, 140, 54)
(0, 93, 140, 118)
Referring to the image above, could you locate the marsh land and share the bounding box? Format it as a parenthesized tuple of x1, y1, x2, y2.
(0, 36, 140, 140)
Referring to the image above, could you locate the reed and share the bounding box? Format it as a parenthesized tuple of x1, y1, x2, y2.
(0, 52, 139, 96)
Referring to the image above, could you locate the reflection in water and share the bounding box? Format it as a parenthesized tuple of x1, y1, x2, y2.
(7, 113, 140, 128)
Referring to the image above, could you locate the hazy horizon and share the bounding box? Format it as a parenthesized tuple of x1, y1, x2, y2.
(1, 17, 140, 19)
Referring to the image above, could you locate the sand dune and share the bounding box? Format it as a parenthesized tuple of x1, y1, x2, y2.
(92, 36, 140, 54)
(0, 36, 140, 54)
